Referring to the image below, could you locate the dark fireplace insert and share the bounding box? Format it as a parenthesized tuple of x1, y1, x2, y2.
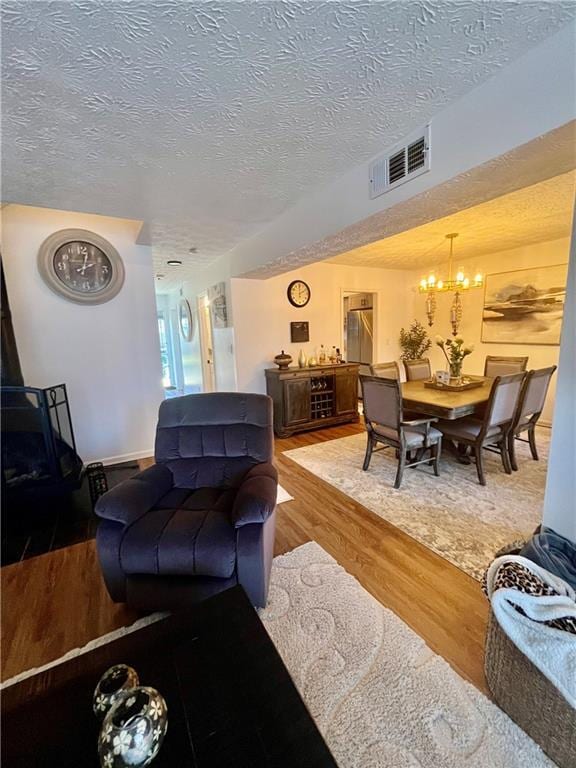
(1, 384, 84, 501)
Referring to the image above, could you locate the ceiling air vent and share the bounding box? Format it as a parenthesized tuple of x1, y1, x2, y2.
(369, 125, 430, 199)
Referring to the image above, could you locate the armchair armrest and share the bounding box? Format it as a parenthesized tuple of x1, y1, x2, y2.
(232, 462, 278, 528)
(95, 464, 173, 526)
(401, 417, 438, 427)
(401, 417, 438, 448)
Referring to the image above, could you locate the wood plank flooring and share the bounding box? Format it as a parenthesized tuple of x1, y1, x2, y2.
(1, 423, 489, 694)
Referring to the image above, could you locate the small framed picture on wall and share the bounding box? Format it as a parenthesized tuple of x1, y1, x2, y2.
(290, 321, 309, 343)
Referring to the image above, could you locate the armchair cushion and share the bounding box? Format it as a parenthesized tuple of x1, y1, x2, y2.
(95, 464, 174, 526)
(437, 419, 502, 441)
(232, 462, 278, 528)
(120, 486, 237, 579)
(373, 423, 442, 448)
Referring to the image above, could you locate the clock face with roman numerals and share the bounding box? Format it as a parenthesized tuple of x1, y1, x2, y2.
(38, 229, 125, 305)
(54, 241, 112, 293)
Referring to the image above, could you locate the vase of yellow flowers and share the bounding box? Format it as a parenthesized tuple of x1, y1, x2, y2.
(435, 336, 474, 384)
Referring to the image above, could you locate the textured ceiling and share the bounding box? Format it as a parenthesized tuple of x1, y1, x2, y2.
(327, 171, 576, 271)
(243, 121, 576, 278)
(2, 1, 575, 292)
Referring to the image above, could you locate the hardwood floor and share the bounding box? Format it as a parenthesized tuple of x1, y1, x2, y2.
(1, 423, 489, 694)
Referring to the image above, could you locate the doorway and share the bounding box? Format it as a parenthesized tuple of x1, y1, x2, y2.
(197, 292, 216, 392)
(157, 308, 178, 392)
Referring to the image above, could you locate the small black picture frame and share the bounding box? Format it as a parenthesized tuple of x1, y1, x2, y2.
(290, 321, 309, 343)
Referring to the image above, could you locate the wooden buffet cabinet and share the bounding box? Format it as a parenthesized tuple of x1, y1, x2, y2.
(265, 363, 359, 437)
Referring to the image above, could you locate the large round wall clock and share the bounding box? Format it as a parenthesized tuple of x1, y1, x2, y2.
(37, 229, 125, 305)
(287, 279, 311, 308)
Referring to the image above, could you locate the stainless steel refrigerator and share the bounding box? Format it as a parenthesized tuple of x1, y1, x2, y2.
(345, 294, 373, 394)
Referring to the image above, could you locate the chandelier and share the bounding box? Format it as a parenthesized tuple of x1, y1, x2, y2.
(418, 233, 483, 335)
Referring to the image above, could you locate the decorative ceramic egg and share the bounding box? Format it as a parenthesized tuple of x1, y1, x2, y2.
(93, 665, 139, 719)
(98, 686, 168, 768)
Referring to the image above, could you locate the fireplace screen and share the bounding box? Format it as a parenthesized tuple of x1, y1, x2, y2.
(1, 384, 83, 498)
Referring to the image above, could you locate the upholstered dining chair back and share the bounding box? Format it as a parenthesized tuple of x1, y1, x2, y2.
(404, 358, 431, 381)
(486, 373, 525, 428)
(154, 392, 274, 490)
(370, 361, 400, 380)
(516, 366, 557, 424)
(484, 355, 528, 378)
(361, 375, 401, 432)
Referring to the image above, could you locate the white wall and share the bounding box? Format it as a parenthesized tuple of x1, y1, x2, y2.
(231, 262, 413, 394)
(411, 238, 570, 423)
(1, 205, 164, 464)
(543, 219, 576, 541)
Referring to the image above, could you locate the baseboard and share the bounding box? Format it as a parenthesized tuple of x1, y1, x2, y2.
(538, 420, 552, 429)
(87, 449, 154, 467)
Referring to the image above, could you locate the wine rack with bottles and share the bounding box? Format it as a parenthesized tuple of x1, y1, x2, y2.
(310, 375, 334, 420)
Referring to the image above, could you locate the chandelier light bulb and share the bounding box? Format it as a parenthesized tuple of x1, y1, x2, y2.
(463, 277, 470, 289)
(437, 279, 444, 290)
(474, 273, 483, 285)
(456, 270, 464, 283)
(428, 274, 436, 286)
(420, 278, 427, 290)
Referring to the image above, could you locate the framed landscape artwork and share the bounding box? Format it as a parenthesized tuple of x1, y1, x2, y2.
(481, 263, 568, 345)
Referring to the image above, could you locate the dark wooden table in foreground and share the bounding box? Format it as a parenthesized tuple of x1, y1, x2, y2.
(2, 586, 337, 768)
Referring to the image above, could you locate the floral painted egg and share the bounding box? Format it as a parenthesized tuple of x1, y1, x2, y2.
(98, 686, 168, 768)
(93, 665, 139, 719)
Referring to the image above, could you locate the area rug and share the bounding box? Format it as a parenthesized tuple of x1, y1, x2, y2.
(263, 542, 552, 767)
(284, 430, 549, 580)
(3, 542, 552, 766)
(276, 484, 293, 504)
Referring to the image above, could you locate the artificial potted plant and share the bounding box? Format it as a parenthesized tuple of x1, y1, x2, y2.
(435, 335, 474, 384)
(399, 320, 432, 361)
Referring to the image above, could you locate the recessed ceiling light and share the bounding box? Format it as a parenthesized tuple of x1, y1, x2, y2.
(167, 259, 182, 266)
(188, 247, 198, 253)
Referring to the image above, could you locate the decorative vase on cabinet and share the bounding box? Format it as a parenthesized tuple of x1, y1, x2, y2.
(298, 349, 307, 368)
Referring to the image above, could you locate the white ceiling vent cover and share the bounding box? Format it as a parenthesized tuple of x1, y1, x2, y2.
(369, 125, 430, 199)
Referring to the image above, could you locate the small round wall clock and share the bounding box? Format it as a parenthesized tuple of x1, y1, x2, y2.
(37, 228, 125, 305)
(287, 279, 311, 307)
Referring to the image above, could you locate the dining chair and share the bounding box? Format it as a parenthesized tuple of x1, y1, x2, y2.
(508, 366, 557, 471)
(404, 358, 431, 381)
(484, 355, 529, 377)
(360, 375, 442, 489)
(370, 361, 400, 380)
(437, 372, 525, 486)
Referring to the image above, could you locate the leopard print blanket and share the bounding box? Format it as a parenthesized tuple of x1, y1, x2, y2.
(483, 560, 576, 635)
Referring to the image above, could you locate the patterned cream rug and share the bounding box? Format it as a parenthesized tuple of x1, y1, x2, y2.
(284, 429, 550, 580)
(263, 542, 552, 767)
(3, 543, 552, 766)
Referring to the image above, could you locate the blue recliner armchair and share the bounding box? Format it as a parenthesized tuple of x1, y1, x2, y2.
(95, 393, 277, 610)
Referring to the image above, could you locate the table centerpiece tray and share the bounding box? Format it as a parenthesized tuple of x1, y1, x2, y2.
(424, 377, 485, 392)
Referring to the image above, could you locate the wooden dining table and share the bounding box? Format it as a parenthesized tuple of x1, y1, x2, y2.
(402, 376, 493, 420)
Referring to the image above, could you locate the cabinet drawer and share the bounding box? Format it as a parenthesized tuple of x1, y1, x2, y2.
(279, 370, 310, 380)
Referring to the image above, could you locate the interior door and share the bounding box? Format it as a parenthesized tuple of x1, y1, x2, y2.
(197, 294, 216, 392)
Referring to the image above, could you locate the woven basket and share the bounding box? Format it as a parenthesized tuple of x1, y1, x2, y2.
(485, 610, 576, 768)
